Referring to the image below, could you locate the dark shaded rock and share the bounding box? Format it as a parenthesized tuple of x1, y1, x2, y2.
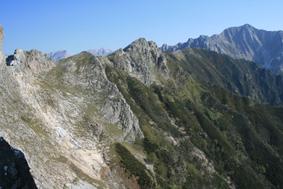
(0, 137, 37, 189)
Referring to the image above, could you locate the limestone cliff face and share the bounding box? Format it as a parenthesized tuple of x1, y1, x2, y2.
(0, 46, 144, 188)
(109, 38, 169, 85)
(50, 52, 143, 142)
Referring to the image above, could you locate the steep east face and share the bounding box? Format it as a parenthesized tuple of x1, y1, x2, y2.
(162, 24, 283, 73)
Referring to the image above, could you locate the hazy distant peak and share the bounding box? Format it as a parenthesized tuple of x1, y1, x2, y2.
(161, 24, 283, 73)
(87, 48, 112, 56)
(48, 50, 69, 61)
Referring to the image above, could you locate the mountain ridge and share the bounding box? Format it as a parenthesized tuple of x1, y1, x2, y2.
(161, 24, 283, 73)
(1, 26, 283, 188)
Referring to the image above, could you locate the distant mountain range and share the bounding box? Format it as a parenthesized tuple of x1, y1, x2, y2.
(48, 48, 112, 61)
(161, 24, 283, 73)
(87, 48, 113, 56)
(48, 50, 69, 61)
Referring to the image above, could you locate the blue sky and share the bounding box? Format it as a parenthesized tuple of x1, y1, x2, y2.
(1, 0, 283, 54)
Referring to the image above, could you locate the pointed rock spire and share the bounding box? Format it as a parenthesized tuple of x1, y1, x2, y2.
(110, 38, 168, 85)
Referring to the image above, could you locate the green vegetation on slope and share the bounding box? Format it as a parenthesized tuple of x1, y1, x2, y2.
(105, 47, 283, 189)
(167, 48, 283, 105)
(106, 66, 231, 189)
(114, 143, 155, 189)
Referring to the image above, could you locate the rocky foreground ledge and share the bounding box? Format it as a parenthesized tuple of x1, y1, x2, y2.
(0, 137, 37, 189)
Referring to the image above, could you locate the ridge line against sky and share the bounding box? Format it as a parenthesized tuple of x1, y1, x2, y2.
(0, 0, 283, 54)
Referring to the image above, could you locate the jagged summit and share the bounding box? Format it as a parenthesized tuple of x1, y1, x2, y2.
(6, 49, 54, 73)
(227, 23, 255, 30)
(124, 38, 156, 50)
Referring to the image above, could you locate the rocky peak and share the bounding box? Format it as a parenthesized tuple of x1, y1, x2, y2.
(124, 38, 153, 50)
(161, 24, 283, 73)
(6, 49, 54, 73)
(225, 24, 256, 32)
(123, 38, 163, 58)
(109, 38, 168, 85)
(220, 24, 258, 41)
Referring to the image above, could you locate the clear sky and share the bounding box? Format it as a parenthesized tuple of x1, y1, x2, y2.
(1, 0, 283, 54)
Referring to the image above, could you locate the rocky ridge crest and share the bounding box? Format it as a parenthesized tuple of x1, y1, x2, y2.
(109, 38, 169, 85)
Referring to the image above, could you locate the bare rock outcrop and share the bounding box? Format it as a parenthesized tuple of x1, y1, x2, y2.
(109, 38, 168, 85)
(6, 49, 54, 73)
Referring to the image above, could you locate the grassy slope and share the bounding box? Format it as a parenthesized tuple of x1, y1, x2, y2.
(167, 49, 283, 105)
